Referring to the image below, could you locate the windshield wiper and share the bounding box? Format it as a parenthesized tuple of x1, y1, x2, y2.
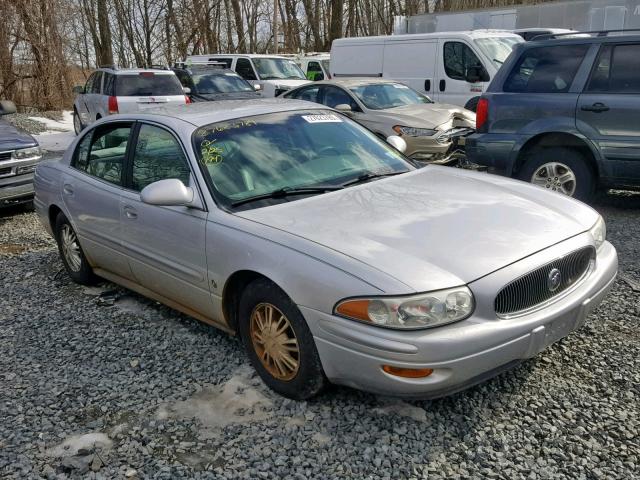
(341, 171, 408, 187)
(231, 185, 343, 207)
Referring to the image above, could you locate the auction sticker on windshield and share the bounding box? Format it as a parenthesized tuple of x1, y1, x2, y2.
(302, 114, 342, 123)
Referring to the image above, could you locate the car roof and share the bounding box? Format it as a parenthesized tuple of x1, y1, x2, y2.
(111, 99, 326, 128)
(99, 68, 176, 75)
(192, 54, 292, 59)
(298, 78, 403, 88)
(173, 66, 237, 75)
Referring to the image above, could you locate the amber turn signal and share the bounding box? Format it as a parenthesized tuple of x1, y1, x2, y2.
(335, 299, 371, 322)
(382, 365, 434, 378)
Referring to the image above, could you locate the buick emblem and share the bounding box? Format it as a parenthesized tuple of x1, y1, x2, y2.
(547, 268, 562, 292)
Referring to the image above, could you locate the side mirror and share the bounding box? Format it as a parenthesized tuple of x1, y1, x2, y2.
(334, 104, 352, 113)
(140, 179, 194, 207)
(72, 85, 85, 95)
(386, 135, 407, 153)
(0, 100, 17, 116)
(183, 87, 191, 94)
(253, 84, 262, 91)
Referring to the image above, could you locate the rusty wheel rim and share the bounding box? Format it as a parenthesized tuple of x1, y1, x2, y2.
(249, 303, 300, 381)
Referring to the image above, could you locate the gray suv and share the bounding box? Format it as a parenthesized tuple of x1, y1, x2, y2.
(72, 67, 188, 135)
(466, 31, 640, 201)
(0, 101, 42, 207)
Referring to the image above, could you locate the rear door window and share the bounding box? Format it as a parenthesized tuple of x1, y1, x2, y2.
(587, 44, 640, 93)
(115, 73, 183, 96)
(87, 72, 103, 94)
(73, 123, 132, 186)
(287, 85, 320, 102)
(504, 44, 589, 93)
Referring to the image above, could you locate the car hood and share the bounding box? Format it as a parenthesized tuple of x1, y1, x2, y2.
(381, 103, 476, 130)
(0, 119, 38, 151)
(265, 79, 310, 88)
(237, 167, 598, 292)
(192, 91, 261, 102)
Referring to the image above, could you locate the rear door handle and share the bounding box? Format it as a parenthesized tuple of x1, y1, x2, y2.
(123, 205, 137, 219)
(581, 102, 609, 113)
(424, 79, 431, 91)
(63, 184, 74, 195)
(439, 79, 446, 92)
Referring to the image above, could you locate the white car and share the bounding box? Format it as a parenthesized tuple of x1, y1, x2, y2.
(185, 54, 310, 97)
(72, 67, 189, 134)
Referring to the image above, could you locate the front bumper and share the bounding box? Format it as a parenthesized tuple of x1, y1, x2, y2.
(404, 133, 471, 165)
(302, 236, 617, 398)
(0, 173, 36, 205)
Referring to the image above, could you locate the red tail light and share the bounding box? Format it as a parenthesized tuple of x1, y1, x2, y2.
(185, 95, 191, 104)
(108, 96, 119, 114)
(476, 98, 489, 131)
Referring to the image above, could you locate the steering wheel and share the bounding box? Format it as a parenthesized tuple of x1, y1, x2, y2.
(316, 145, 342, 157)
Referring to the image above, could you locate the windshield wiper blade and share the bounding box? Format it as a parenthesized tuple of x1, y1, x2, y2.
(341, 171, 408, 187)
(231, 185, 343, 207)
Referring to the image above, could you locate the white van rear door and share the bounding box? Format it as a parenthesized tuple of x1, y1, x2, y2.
(436, 39, 487, 108)
(382, 41, 437, 97)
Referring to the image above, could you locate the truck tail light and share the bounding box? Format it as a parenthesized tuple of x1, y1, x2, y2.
(476, 98, 489, 131)
(108, 96, 119, 114)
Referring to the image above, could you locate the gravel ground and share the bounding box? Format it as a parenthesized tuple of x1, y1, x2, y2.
(1, 192, 638, 480)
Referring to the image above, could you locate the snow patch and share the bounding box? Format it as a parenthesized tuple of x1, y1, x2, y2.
(156, 366, 273, 439)
(47, 432, 112, 458)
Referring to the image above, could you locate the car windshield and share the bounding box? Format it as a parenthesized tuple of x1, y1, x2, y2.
(349, 83, 433, 110)
(193, 110, 412, 209)
(115, 73, 184, 96)
(253, 58, 306, 80)
(474, 36, 523, 68)
(192, 72, 253, 94)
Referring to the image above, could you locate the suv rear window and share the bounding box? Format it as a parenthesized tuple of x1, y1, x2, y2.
(504, 45, 589, 93)
(115, 73, 183, 96)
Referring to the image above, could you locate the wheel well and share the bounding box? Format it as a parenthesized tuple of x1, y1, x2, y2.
(515, 133, 598, 176)
(48, 204, 63, 233)
(222, 270, 269, 333)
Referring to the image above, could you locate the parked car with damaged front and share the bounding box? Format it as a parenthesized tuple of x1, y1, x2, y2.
(33, 99, 617, 400)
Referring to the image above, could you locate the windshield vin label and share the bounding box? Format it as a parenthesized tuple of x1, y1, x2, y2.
(301, 114, 342, 123)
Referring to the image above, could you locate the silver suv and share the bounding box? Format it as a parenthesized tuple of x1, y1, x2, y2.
(72, 67, 188, 134)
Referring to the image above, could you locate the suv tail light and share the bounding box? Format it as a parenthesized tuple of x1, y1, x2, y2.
(476, 98, 489, 131)
(185, 95, 191, 104)
(108, 96, 119, 114)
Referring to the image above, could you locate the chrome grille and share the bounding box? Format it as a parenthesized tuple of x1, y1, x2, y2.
(495, 246, 595, 316)
(0, 151, 12, 162)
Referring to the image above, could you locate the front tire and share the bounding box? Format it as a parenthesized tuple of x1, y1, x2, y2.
(238, 279, 326, 400)
(54, 213, 97, 285)
(518, 147, 595, 202)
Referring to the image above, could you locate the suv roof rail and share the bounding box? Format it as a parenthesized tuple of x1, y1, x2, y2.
(149, 64, 170, 70)
(533, 29, 640, 40)
(99, 64, 118, 70)
(173, 60, 227, 68)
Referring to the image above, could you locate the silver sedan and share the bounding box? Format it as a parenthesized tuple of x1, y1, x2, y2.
(33, 100, 617, 400)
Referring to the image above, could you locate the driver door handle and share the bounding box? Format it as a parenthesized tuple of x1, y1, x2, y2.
(123, 205, 137, 219)
(581, 102, 609, 113)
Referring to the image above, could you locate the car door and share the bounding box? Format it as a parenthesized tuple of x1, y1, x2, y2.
(63, 122, 134, 279)
(437, 40, 488, 107)
(119, 122, 212, 315)
(577, 42, 640, 187)
(77, 73, 97, 126)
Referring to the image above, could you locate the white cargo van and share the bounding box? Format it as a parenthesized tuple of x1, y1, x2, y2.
(330, 30, 523, 111)
(184, 54, 310, 97)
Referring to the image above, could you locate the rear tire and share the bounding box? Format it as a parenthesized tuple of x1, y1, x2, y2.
(517, 147, 595, 202)
(73, 109, 83, 135)
(54, 213, 97, 285)
(238, 278, 326, 400)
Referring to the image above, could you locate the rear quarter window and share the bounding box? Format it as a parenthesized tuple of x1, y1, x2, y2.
(115, 73, 183, 96)
(503, 44, 589, 93)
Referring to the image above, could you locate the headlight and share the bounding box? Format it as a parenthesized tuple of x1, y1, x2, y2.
(589, 216, 606, 251)
(12, 146, 42, 160)
(334, 287, 475, 330)
(392, 125, 437, 137)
